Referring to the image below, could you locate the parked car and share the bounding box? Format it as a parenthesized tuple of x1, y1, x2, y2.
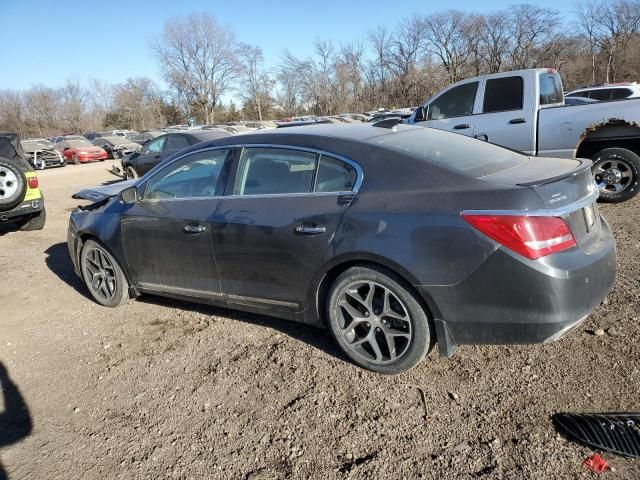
(407, 68, 640, 203)
(91, 136, 140, 159)
(210, 125, 256, 135)
(0, 132, 46, 230)
(243, 121, 277, 129)
(52, 135, 86, 144)
(83, 132, 104, 142)
(117, 130, 231, 179)
(68, 123, 615, 374)
(21, 139, 65, 169)
(54, 139, 108, 164)
(565, 83, 640, 101)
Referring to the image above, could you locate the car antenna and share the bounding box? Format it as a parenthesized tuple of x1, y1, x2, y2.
(371, 117, 403, 129)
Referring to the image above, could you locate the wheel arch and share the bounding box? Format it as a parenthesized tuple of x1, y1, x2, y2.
(310, 253, 442, 329)
(576, 121, 640, 159)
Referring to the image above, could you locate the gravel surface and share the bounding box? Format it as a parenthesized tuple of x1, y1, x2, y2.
(0, 161, 638, 479)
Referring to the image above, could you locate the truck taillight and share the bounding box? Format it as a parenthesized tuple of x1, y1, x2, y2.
(28, 177, 39, 189)
(462, 214, 576, 260)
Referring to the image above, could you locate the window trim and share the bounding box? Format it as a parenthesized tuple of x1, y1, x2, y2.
(138, 144, 363, 202)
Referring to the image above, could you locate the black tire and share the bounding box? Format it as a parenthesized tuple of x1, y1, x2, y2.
(18, 207, 46, 231)
(80, 239, 129, 307)
(73, 154, 80, 165)
(592, 148, 640, 203)
(125, 165, 139, 180)
(0, 160, 27, 212)
(326, 266, 432, 374)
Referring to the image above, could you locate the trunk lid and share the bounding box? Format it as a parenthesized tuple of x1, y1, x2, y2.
(482, 156, 601, 251)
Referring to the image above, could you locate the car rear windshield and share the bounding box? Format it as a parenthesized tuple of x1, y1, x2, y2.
(371, 128, 528, 178)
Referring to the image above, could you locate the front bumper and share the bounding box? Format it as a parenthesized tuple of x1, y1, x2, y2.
(422, 216, 616, 354)
(0, 198, 44, 222)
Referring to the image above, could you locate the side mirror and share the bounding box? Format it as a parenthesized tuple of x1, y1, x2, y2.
(414, 106, 426, 122)
(120, 186, 139, 204)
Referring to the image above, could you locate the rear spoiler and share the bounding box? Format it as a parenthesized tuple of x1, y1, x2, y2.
(516, 159, 592, 187)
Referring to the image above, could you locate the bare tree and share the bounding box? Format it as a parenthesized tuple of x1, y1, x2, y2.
(58, 79, 87, 133)
(0, 90, 26, 137)
(238, 44, 272, 120)
(23, 86, 57, 137)
(152, 13, 239, 124)
(508, 5, 561, 69)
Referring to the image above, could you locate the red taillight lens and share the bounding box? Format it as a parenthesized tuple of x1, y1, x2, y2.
(28, 176, 39, 189)
(462, 214, 576, 260)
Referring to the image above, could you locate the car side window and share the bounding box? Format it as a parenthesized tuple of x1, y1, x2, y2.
(566, 91, 588, 98)
(483, 76, 523, 113)
(165, 134, 190, 151)
(427, 82, 478, 120)
(588, 89, 613, 101)
(144, 149, 232, 200)
(233, 148, 317, 195)
(145, 136, 166, 153)
(611, 88, 632, 100)
(315, 155, 357, 192)
(539, 73, 564, 105)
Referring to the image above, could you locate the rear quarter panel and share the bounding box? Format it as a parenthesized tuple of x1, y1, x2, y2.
(538, 99, 640, 158)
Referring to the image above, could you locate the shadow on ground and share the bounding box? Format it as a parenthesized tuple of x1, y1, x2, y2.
(44, 242, 92, 300)
(136, 295, 344, 362)
(0, 363, 32, 480)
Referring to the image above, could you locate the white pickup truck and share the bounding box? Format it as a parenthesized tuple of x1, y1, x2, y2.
(406, 68, 640, 203)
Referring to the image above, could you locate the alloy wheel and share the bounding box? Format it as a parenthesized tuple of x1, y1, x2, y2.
(593, 155, 635, 194)
(335, 281, 412, 364)
(83, 247, 117, 301)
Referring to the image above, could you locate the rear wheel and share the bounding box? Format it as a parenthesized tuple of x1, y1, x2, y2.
(80, 239, 129, 307)
(125, 165, 139, 180)
(18, 207, 46, 231)
(326, 266, 432, 374)
(592, 148, 640, 203)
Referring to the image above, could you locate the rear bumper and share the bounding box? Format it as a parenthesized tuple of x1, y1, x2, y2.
(0, 198, 44, 222)
(421, 216, 616, 353)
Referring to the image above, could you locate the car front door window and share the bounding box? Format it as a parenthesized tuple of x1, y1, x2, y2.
(427, 82, 479, 120)
(145, 136, 166, 154)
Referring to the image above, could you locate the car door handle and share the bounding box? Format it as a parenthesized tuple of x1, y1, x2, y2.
(509, 118, 526, 124)
(295, 225, 326, 235)
(184, 224, 206, 234)
(454, 123, 470, 130)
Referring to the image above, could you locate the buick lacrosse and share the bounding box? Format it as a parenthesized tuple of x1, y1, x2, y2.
(68, 124, 615, 373)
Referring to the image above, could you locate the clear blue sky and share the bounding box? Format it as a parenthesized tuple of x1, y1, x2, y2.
(1, 0, 575, 92)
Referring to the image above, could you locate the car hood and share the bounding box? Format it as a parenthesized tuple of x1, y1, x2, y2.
(72, 179, 136, 202)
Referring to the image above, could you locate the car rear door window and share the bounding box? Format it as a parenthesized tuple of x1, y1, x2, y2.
(611, 88, 633, 100)
(165, 134, 190, 151)
(315, 156, 357, 192)
(234, 148, 317, 195)
(145, 148, 232, 200)
(588, 89, 613, 101)
(483, 76, 524, 112)
(427, 82, 478, 119)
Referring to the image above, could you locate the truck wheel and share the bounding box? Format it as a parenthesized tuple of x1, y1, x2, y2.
(592, 148, 640, 203)
(19, 207, 46, 231)
(0, 160, 27, 212)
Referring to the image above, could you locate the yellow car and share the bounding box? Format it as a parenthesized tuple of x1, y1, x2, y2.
(0, 133, 46, 230)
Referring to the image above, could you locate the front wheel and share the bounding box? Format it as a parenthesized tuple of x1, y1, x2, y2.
(592, 148, 640, 203)
(80, 239, 129, 307)
(326, 266, 432, 374)
(73, 154, 80, 165)
(125, 165, 139, 180)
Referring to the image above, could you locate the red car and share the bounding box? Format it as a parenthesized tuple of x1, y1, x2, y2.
(54, 139, 108, 164)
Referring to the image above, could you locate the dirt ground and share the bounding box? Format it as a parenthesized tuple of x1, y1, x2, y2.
(0, 161, 639, 479)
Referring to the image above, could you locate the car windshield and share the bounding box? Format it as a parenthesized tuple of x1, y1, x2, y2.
(22, 140, 51, 149)
(371, 127, 527, 177)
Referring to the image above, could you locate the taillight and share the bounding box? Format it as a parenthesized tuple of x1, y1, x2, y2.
(28, 176, 39, 189)
(462, 214, 576, 260)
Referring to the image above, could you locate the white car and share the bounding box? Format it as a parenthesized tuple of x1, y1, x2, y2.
(565, 83, 640, 101)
